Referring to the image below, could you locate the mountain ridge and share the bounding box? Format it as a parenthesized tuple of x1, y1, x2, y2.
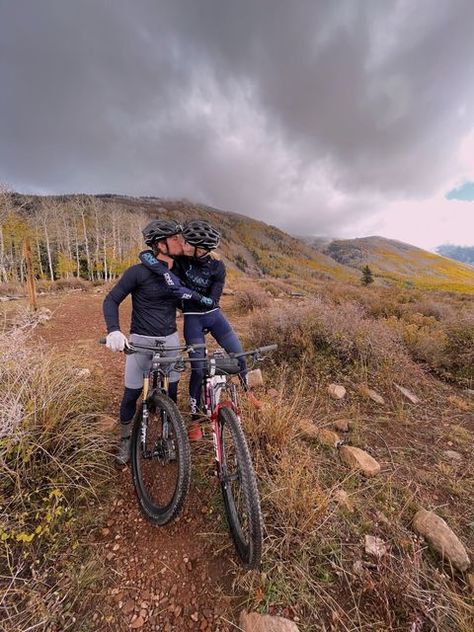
(5, 193, 474, 293)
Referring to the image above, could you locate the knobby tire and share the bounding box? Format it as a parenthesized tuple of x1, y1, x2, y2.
(218, 406, 263, 568)
(131, 392, 190, 525)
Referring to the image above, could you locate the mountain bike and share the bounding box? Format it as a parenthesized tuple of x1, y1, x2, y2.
(100, 338, 204, 525)
(188, 343, 277, 568)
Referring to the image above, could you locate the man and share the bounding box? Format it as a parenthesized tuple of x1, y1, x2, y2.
(103, 219, 214, 464)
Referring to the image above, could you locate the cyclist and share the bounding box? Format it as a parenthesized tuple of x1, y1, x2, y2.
(103, 219, 215, 464)
(139, 219, 260, 441)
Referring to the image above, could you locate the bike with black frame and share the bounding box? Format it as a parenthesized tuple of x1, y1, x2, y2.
(99, 337, 205, 526)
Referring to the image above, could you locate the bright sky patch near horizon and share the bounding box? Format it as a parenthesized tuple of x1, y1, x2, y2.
(1, 1, 473, 251)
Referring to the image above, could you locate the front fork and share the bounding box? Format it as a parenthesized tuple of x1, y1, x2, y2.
(211, 381, 240, 481)
(140, 375, 150, 450)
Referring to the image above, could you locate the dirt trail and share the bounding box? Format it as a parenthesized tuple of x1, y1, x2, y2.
(34, 291, 248, 631)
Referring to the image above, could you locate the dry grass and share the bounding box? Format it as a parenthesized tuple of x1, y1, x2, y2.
(231, 288, 473, 630)
(234, 287, 272, 314)
(0, 317, 113, 631)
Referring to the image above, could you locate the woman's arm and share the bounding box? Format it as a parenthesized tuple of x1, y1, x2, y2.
(208, 260, 226, 305)
(139, 251, 216, 307)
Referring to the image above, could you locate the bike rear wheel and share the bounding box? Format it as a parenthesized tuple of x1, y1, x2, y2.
(217, 406, 263, 568)
(131, 392, 190, 525)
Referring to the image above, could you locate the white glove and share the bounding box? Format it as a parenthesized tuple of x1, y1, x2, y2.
(105, 331, 129, 352)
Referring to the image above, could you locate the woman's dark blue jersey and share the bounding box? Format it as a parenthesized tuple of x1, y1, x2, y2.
(103, 263, 181, 336)
(173, 255, 226, 313)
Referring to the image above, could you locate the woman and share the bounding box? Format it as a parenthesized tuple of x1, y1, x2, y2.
(178, 221, 260, 437)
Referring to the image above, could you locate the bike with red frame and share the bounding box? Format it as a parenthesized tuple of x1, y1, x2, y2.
(196, 344, 277, 568)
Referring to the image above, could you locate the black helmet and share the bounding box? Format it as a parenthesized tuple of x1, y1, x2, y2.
(142, 219, 182, 245)
(182, 220, 220, 250)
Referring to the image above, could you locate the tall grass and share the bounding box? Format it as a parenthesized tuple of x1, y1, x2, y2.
(235, 291, 473, 630)
(0, 321, 113, 631)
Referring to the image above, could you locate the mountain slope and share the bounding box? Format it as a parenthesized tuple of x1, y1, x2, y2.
(10, 193, 357, 287)
(321, 236, 474, 292)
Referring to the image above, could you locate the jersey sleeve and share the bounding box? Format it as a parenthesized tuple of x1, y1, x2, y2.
(103, 266, 139, 333)
(208, 261, 226, 304)
(139, 250, 216, 307)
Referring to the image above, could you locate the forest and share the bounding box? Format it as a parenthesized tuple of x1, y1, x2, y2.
(0, 187, 149, 284)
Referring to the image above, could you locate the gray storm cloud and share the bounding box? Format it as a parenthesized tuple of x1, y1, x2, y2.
(1, 0, 473, 236)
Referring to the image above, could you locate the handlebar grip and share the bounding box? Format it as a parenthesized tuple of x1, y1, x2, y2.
(149, 356, 181, 364)
(257, 344, 278, 353)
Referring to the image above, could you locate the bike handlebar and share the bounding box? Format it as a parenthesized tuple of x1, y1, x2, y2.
(98, 337, 206, 352)
(232, 344, 278, 359)
(99, 338, 277, 364)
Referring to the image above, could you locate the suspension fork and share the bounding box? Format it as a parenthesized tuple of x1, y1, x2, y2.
(140, 375, 150, 448)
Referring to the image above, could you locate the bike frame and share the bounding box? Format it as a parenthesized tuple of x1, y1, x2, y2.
(200, 368, 240, 477)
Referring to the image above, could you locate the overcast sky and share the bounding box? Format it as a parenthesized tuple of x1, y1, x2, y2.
(1, 0, 474, 250)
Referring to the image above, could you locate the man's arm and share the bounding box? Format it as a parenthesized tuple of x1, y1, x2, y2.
(103, 266, 139, 333)
(139, 251, 216, 307)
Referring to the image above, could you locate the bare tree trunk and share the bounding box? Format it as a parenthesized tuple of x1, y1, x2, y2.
(35, 234, 44, 278)
(43, 219, 55, 281)
(103, 233, 108, 281)
(62, 209, 73, 278)
(94, 204, 100, 280)
(73, 222, 81, 277)
(0, 225, 7, 283)
(23, 237, 37, 310)
(80, 208, 92, 280)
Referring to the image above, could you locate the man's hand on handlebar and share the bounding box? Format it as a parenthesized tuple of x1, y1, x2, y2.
(105, 330, 129, 352)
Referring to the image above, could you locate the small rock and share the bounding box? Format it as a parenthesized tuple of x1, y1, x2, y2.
(267, 388, 280, 398)
(339, 446, 381, 477)
(333, 489, 354, 512)
(223, 288, 235, 295)
(412, 509, 470, 571)
(112, 543, 119, 551)
(191, 612, 199, 622)
(328, 383, 346, 400)
(239, 611, 300, 632)
(443, 450, 462, 462)
(101, 527, 110, 536)
(365, 535, 388, 558)
(130, 615, 145, 629)
(247, 369, 264, 389)
(394, 384, 420, 404)
(77, 368, 91, 378)
(334, 419, 351, 433)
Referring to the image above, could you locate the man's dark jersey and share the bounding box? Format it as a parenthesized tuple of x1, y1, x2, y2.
(103, 264, 180, 336)
(174, 255, 226, 314)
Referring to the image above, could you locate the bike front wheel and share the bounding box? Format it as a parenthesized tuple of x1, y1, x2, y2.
(217, 406, 263, 568)
(131, 392, 190, 525)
